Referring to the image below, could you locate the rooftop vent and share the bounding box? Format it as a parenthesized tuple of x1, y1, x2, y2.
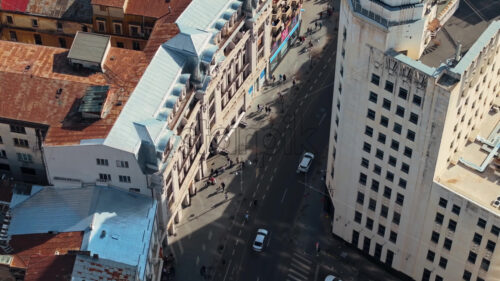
(100, 230, 106, 238)
(78, 85, 109, 119)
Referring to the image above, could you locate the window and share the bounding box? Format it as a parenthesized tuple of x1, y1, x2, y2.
(96, 158, 109, 166)
(13, 138, 29, 148)
(20, 167, 36, 175)
(368, 198, 376, 211)
(477, 218, 486, 228)
(129, 188, 140, 193)
(9, 31, 17, 41)
(382, 98, 391, 110)
(32, 19, 38, 27)
(371, 180, 379, 192)
(130, 25, 140, 36)
(354, 211, 362, 223)
(374, 243, 382, 259)
(365, 126, 373, 137)
(116, 42, 124, 48)
(462, 270, 471, 281)
(486, 240, 496, 252)
(57, 22, 63, 31)
(99, 173, 111, 181)
(371, 73, 380, 85)
(431, 231, 440, 243)
(393, 123, 402, 134)
(386, 171, 394, 182)
(435, 213, 444, 224)
(369, 147, 381, 160)
(359, 173, 367, 185)
(443, 238, 452, 250)
(438, 257, 447, 269)
(473, 233, 482, 245)
(392, 212, 400, 225)
(377, 224, 385, 236)
(380, 205, 388, 218)
(361, 158, 369, 168)
(116, 160, 129, 168)
(10, 125, 26, 134)
(396, 106, 405, 117)
(404, 147, 412, 158)
(0, 150, 6, 159)
(398, 178, 407, 189)
(363, 142, 371, 153)
(352, 230, 359, 246)
(6, 15, 13, 24)
(369, 91, 378, 103)
(377, 133, 386, 144)
(389, 231, 397, 243)
(383, 186, 392, 199)
(467, 251, 477, 264)
(99, 5, 107, 11)
(384, 81, 394, 92)
(398, 88, 408, 100)
(0, 136, 2, 144)
(366, 217, 373, 230)
(357, 192, 365, 204)
(16, 153, 32, 163)
(396, 193, 404, 206)
(407, 130, 416, 141)
(373, 164, 381, 175)
(401, 163, 409, 174)
(491, 225, 499, 236)
(367, 109, 376, 120)
(426, 250, 435, 262)
(413, 94, 422, 106)
(390, 140, 399, 151)
(410, 113, 419, 125)
(388, 156, 397, 167)
(58, 37, 67, 48)
(439, 198, 448, 208)
(448, 220, 457, 232)
(422, 268, 431, 281)
(132, 41, 140, 50)
(363, 237, 371, 253)
(380, 116, 389, 127)
(114, 23, 122, 35)
(97, 20, 106, 32)
(480, 258, 490, 271)
(119, 175, 131, 183)
(34, 34, 42, 45)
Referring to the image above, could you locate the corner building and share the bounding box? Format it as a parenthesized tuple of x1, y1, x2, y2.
(326, 0, 500, 280)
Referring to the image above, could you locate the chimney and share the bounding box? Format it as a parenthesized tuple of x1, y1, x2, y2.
(455, 42, 462, 62)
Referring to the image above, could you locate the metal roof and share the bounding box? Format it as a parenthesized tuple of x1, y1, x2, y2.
(8, 185, 157, 280)
(176, 0, 241, 31)
(68, 32, 110, 64)
(104, 46, 186, 153)
(78, 85, 109, 114)
(165, 26, 213, 56)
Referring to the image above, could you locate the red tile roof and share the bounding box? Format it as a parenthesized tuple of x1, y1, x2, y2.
(24, 255, 76, 281)
(0, 0, 29, 12)
(8, 232, 83, 269)
(0, 41, 147, 146)
(90, 0, 125, 8)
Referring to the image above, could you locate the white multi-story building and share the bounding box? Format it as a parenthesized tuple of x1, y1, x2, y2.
(326, 0, 500, 280)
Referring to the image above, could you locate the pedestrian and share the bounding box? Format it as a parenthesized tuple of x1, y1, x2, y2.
(292, 79, 296, 87)
(279, 74, 282, 81)
(272, 75, 276, 85)
(224, 192, 228, 200)
(319, 22, 322, 29)
(244, 211, 249, 222)
(221, 182, 225, 192)
(283, 74, 287, 81)
(229, 158, 233, 167)
(200, 266, 206, 277)
(315, 22, 318, 29)
(257, 104, 262, 112)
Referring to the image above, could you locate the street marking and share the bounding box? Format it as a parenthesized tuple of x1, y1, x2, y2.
(270, 175, 274, 181)
(323, 64, 327, 69)
(286, 123, 290, 129)
(256, 182, 260, 189)
(313, 79, 318, 83)
(273, 167, 278, 173)
(196, 256, 200, 266)
(281, 132, 285, 137)
(313, 264, 320, 281)
(309, 86, 313, 91)
(328, 57, 332, 62)
(288, 269, 308, 280)
(299, 100, 304, 106)
(266, 185, 270, 191)
(208, 230, 213, 240)
(281, 188, 288, 203)
(239, 229, 242, 236)
(273, 148, 277, 154)
(293, 252, 313, 264)
(253, 191, 256, 198)
(277, 139, 281, 146)
(269, 156, 273, 161)
(318, 113, 326, 125)
(262, 194, 266, 200)
(223, 259, 232, 281)
(319, 71, 323, 76)
(291, 260, 311, 271)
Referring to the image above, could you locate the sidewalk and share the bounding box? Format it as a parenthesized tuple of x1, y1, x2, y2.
(166, 1, 338, 280)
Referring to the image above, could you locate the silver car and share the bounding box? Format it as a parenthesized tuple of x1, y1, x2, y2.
(296, 152, 315, 173)
(252, 229, 269, 252)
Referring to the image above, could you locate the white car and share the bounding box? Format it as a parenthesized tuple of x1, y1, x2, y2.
(252, 229, 268, 252)
(325, 275, 342, 281)
(296, 152, 315, 173)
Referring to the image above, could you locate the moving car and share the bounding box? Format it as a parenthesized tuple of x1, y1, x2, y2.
(296, 152, 315, 173)
(325, 275, 342, 281)
(252, 229, 269, 252)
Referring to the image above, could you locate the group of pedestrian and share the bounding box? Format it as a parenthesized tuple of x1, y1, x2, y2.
(257, 104, 272, 114)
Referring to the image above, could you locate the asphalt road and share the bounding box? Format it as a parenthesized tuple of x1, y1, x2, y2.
(214, 39, 337, 281)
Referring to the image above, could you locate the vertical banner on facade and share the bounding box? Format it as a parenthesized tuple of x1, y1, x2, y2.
(259, 69, 266, 87)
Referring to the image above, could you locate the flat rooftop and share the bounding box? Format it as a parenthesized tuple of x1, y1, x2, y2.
(0, 41, 147, 146)
(420, 0, 500, 67)
(437, 99, 500, 213)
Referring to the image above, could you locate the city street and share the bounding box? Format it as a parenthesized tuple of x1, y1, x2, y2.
(167, 1, 410, 281)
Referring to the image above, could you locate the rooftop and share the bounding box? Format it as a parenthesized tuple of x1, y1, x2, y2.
(0, 0, 92, 23)
(8, 185, 157, 279)
(437, 100, 500, 214)
(125, 0, 176, 18)
(0, 41, 146, 146)
(420, 0, 500, 67)
(71, 254, 137, 281)
(67, 32, 110, 64)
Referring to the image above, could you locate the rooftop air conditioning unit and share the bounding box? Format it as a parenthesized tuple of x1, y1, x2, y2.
(492, 200, 500, 208)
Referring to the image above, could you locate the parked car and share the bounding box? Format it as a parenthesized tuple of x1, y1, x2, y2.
(325, 275, 342, 281)
(296, 152, 315, 173)
(252, 229, 269, 252)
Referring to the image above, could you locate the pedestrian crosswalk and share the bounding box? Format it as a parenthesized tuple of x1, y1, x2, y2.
(286, 250, 314, 281)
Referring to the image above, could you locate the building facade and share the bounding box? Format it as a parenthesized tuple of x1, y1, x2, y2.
(269, 0, 301, 71)
(326, 0, 499, 280)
